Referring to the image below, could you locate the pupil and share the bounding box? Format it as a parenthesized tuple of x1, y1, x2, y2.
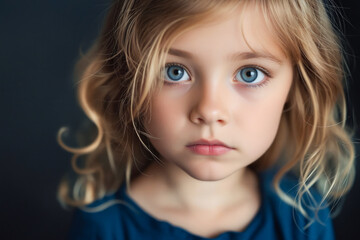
(245, 70, 255, 78)
(173, 69, 180, 75)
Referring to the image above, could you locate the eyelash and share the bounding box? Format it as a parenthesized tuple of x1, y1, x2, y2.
(163, 63, 272, 88)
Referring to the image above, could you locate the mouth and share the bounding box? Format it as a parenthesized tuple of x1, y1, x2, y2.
(186, 139, 234, 156)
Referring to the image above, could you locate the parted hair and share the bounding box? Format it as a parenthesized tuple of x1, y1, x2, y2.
(58, 0, 355, 219)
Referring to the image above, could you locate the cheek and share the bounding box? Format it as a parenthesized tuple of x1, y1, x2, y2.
(237, 88, 289, 159)
(145, 94, 185, 141)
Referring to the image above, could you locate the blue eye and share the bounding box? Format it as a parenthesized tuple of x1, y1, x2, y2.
(164, 64, 190, 82)
(235, 67, 265, 84)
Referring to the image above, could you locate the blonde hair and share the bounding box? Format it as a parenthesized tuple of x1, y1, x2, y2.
(58, 0, 355, 220)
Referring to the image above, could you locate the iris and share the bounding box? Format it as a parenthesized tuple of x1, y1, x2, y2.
(240, 67, 257, 82)
(167, 66, 184, 81)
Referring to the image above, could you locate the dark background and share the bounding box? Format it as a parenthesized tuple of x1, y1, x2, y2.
(1, 0, 359, 239)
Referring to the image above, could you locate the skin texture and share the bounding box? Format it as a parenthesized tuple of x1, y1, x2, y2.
(129, 3, 293, 238)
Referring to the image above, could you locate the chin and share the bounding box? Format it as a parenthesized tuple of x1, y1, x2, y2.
(181, 162, 236, 182)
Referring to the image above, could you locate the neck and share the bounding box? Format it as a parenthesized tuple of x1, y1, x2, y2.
(145, 161, 257, 212)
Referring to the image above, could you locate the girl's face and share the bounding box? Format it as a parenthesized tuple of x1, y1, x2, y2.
(145, 4, 293, 181)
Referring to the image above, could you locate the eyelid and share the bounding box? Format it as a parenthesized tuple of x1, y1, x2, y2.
(234, 65, 271, 77)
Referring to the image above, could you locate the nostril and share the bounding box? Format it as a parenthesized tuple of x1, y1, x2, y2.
(196, 117, 205, 124)
(216, 119, 228, 126)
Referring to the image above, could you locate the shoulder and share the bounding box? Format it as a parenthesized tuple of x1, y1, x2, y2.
(68, 188, 129, 240)
(259, 169, 334, 240)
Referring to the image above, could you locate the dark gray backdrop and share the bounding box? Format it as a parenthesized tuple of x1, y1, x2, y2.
(1, 0, 359, 239)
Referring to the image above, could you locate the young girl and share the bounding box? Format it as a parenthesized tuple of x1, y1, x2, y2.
(58, 0, 355, 239)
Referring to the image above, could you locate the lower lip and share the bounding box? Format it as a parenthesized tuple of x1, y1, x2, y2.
(187, 145, 232, 156)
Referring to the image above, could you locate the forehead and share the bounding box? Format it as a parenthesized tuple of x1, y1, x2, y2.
(168, 3, 287, 62)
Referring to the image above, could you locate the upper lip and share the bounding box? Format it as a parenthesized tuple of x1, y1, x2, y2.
(186, 139, 234, 148)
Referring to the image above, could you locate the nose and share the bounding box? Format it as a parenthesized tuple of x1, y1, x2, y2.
(189, 81, 229, 126)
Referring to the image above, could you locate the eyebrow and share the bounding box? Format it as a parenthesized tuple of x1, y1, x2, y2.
(168, 48, 283, 64)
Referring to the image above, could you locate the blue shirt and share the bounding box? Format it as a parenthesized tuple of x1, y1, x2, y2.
(68, 171, 334, 240)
